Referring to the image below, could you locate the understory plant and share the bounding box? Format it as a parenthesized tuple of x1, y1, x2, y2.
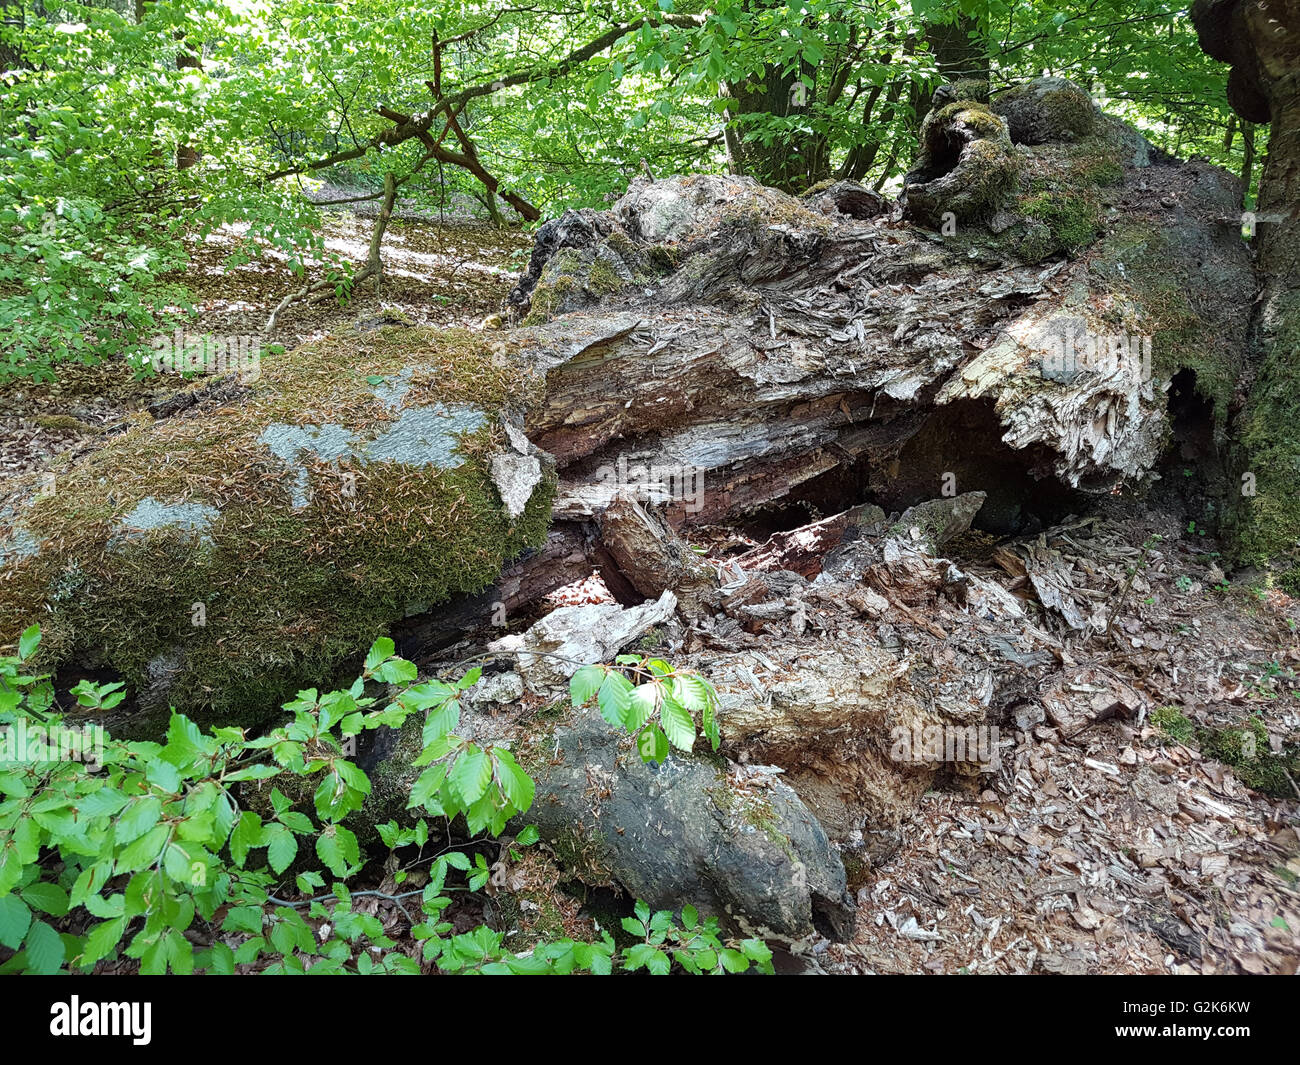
(0, 627, 771, 975)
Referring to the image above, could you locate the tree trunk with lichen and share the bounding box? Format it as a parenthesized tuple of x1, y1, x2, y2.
(1193, 0, 1300, 582)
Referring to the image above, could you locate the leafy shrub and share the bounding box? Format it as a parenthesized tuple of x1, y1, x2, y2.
(569, 655, 721, 764)
(0, 626, 768, 974)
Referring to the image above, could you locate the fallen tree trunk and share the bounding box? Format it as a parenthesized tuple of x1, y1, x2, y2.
(1, 78, 1256, 725)
(0, 76, 1268, 944)
(508, 102, 1251, 546)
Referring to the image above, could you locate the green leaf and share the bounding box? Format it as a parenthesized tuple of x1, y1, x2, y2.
(224, 905, 265, 935)
(316, 827, 358, 877)
(76, 788, 127, 819)
(17, 624, 40, 660)
(423, 699, 460, 742)
(265, 825, 298, 874)
(115, 796, 163, 845)
(203, 941, 235, 975)
(277, 810, 315, 834)
(375, 657, 417, 684)
(570, 664, 604, 706)
(493, 749, 535, 813)
(21, 882, 69, 917)
(702, 699, 720, 751)
(448, 747, 492, 806)
(230, 811, 262, 867)
(223, 763, 281, 782)
(162, 712, 207, 766)
(115, 824, 170, 874)
(81, 917, 126, 968)
(637, 724, 670, 764)
(740, 938, 774, 973)
(0, 894, 32, 950)
(23, 920, 65, 974)
(625, 942, 670, 974)
(365, 637, 396, 670)
(145, 758, 181, 793)
(516, 825, 540, 846)
(597, 671, 633, 727)
(659, 695, 696, 752)
(162, 842, 195, 884)
(626, 682, 658, 731)
(408, 762, 448, 812)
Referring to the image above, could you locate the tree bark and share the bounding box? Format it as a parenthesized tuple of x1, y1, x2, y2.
(1193, 0, 1300, 566)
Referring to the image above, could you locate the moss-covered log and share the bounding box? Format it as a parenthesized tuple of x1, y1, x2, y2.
(0, 325, 554, 729)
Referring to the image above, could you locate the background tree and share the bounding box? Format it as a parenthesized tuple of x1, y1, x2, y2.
(0, 0, 1274, 378)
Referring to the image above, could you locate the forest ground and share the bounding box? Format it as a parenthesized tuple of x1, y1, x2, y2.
(2, 206, 1297, 975)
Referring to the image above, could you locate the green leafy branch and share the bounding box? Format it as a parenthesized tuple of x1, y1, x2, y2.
(569, 655, 721, 764)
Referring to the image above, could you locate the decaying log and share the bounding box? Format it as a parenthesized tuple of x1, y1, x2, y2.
(733, 502, 885, 577)
(508, 91, 1252, 546)
(596, 491, 719, 612)
(0, 78, 1258, 725)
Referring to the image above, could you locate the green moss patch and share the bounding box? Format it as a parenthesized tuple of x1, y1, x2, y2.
(0, 325, 554, 729)
(1020, 191, 1102, 254)
(1152, 707, 1299, 799)
(521, 247, 633, 325)
(1232, 290, 1300, 568)
(1151, 705, 1196, 745)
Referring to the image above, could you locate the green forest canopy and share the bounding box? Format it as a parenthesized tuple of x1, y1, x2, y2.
(0, 0, 1264, 380)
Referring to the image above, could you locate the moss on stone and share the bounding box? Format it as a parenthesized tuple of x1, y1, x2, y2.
(0, 325, 554, 729)
(586, 256, 624, 296)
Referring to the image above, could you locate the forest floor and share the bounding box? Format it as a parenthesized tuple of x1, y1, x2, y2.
(827, 510, 1300, 975)
(2, 207, 1297, 976)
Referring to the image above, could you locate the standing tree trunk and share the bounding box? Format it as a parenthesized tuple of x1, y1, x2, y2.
(1193, 0, 1300, 572)
(0, 0, 27, 75)
(721, 56, 816, 192)
(175, 35, 202, 170)
(1240, 119, 1256, 207)
(908, 13, 990, 135)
